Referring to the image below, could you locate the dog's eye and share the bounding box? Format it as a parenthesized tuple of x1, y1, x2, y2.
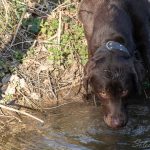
(99, 91, 107, 98)
(122, 90, 128, 97)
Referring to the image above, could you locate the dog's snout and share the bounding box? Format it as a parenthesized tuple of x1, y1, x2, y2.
(104, 114, 127, 129)
(111, 117, 124, 128)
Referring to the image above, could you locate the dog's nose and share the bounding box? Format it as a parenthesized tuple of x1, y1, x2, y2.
(111, 117, 124, 128)
(104, 115, 126, 129)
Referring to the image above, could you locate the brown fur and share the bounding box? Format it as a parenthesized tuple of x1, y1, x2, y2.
(79, 0, 150, 128)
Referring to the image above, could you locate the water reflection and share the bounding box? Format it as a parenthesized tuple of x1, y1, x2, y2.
(0, 100, 150, 150)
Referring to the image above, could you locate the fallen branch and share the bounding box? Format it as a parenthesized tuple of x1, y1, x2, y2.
(0, 104, 44, 123)
(43, 101, 74, 110)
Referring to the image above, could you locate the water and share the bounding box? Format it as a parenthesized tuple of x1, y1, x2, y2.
(0, 100, 150, 150)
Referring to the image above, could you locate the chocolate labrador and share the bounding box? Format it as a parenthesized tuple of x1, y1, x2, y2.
(79, 0, 150, 128)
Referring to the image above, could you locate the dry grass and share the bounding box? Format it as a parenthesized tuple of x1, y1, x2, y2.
(0, 0, 87, 115)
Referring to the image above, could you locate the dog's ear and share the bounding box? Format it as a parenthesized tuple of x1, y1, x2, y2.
(78, 0, 96, 40)
(84, 59, 96, 75)
(83, 59, 96, 93)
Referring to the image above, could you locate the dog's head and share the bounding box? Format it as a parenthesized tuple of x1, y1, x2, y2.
(84, 50, 144, 128)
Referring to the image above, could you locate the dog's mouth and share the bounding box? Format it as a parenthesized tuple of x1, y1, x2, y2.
(103, 113, 127, 129)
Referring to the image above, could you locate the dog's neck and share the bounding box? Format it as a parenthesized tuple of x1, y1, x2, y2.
(99, 41, 130, 56)
(89, 32, 135, 58)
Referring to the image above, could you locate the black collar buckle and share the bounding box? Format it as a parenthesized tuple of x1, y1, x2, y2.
(106, 41, 130, 56)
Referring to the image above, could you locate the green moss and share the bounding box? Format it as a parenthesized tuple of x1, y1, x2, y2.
(143, 81, 150, 89)
(22, 17, 42, 34)
(13, 51, 24, 62)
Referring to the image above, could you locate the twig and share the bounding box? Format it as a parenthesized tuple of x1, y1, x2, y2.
(52, 2, 75, 12)
(43, 101, 74, 110)
(144, 89, 149, 99)
(0, 104, 44, 123)
(48, 71, 58, 100)
(17, 89, 42, 109)
(57, 11, 62, 45)
(11, 40, 35, 47)
(93, 95, 97, 106)
(10, 8, 26, 47)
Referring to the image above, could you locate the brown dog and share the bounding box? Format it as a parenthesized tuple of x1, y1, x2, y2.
(79, 0, 150, 128)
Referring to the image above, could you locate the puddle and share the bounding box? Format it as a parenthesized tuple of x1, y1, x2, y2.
(0, 100, 150, 150)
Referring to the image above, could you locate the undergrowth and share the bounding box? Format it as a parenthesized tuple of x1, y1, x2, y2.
(0, 0, 87, 109)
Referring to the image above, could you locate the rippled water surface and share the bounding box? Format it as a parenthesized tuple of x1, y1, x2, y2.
(0, 100, 150, 150)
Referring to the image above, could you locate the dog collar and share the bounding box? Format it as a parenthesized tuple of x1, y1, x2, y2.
(105, 41, 130, 56)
